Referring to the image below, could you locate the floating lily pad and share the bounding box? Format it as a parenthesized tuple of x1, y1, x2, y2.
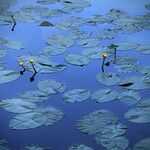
(56, 17, 85, 30)
(47, 34, 74, 48)
(0, 70, 21, 84)
(0, 49, 6, 58)
(134, 138, 150, 150)
(9, 106, 63, 129)
(117, 90, 141, 105)
(37, 79, 66, 94)
(19, 90, 49, 103)
(0, 98, 36, 113)
(0, 15, 13, 26)
(68, 144, 93, 150)
(78, 38, 100, 48)
(96, 73, 121, 86)
(23, 145, 51, 150)
(136, 45, 150, 54)
(117, 42, 139, 51)
(119, 76, 150, 90)
(0, 139, 9, 150)
(63, 89, 91, 103)
(0, 62, 5, 70)
(37, 0, 59, 5)
(39, 21, 54, 27)
(145, 4, 150, 10)
(82, 47, 103, 59)
(124, 108, 150, 123)
(138, 99, 150, 112)
(65, 53, 90, 66)
(77, 109, 118, 135)
(91, 89, 118, 103)
(0, 38, 24, 50)
(95, 136, 129, 150)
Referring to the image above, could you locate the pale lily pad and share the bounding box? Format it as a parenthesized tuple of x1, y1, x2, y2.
(47, 34, 74, 48)
(0, 98, 36, 113)
(117, 90, 141, 105)
(37, 79, 66, 94)
(95, 136, 129, 150)
(65, 54, 90, 66)
(96, 73, 121, 86)
(68, 144, 93, 150)
(0, 38, 24, 50)
(95, 29, 117, 40)
(19, 90, 49, 103)
(23, 145, 51, 150)
(136, 45, 150, 54)
(63, 89, 91, 103)
(134, 138, 150, 150)
(124, 108, 150, 123)
(138, 99, 150, 111)
(0, 49, 7, 58)
(119, 76, 150, 90)
(0, 70, 21, 84)
(37, 0, 59, 5)
(0, 15, 13, 26)
(117, 42, 139, 51)
(106, 9, 129, 20)
(62, 6, 84, 14)
(91, 89, 118, 103)
(78, 38, 100, 48)
(77, 109, 118, 135)
(9, 106, 63, 129)
(0, 139, 9, 150)
(82, 47, 103, 59)
(0, 62, 5, 70)
(56, 17, 85, 30)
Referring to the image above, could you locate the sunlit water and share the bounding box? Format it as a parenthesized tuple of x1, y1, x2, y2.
(0, 0, 150, 150)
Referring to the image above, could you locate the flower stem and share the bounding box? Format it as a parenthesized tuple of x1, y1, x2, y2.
(101, 58, 105, 73)
(11, 15, 16, 31)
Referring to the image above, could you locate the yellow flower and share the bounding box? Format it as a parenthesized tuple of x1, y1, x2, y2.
(29, 58, 35, 64)
(19, 60, 24, 66)
(102, 53, 108, 58)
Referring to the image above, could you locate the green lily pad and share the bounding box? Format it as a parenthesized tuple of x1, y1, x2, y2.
(0, 49, 7, 58)
(78, 38, 100, 48)
(95, 136, 129, 150)
(119, 76, 150, 90)
(65, 53, 90, 66)
(19, 90, 49, 103)
(136, 45, 150, 55)
(124, 108, 150, 123)
(68, 144, 93, 150)
(117, 42, 139, 51)
(117, 90, 141, 105)
(0, 37, 24, 50)
(77, 109, 118, 135)
(0, 70, 21, 84)
(0, 98, 36, 113)
(63, 89, 91, 103)
(37, 79, 66, 94)
(91, 89, 118, 103)
(9, 106, 63, 129)
(96, 73, 121, 86)
(134, 138, 150, 150)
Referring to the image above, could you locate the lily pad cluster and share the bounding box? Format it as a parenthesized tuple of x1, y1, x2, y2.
(77, 109, 128, 150)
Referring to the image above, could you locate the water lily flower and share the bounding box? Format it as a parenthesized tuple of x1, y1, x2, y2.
(29, 58, 35, 64)
(102, 53, 108, 58)
(19, 60, 24, 66)
(29, 58, 37, 82)
(18, 60, 25, 75)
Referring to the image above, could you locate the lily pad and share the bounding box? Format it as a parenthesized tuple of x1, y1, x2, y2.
(37, 79, 66, 94)
(63, 89, 91, 103)
(117, 90, 141, 105)
(145, 4, 150, 10)
(0, 98, 36, 113)
(134, 138, 150, 150)
(37, 0, 59, 5)
(0, 15, 13, 26)
(19, 90, 49, 103)
(91, 89, 118, 103)
(65, 53, 90, 66)
(68, 144, 93, 150)
(0, 70, 21, 84)
(0, 139, 9, 150)
(0, 37, 24, 50)
(39, 21, 54, 27)
(136, 45, 150, 55)
(0, 49, 7, 58)
(124, 108, 150, 123)
(96, 73, 121, 86)
(23, 145, 51, 150)
(138, 99, 150, 112)
(9, 106, 63, 129)
(117, 42, 139, 51)
(77, 109, 118, 135)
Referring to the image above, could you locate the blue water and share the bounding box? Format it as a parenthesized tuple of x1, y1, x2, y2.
(0, 0, 150, 149)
